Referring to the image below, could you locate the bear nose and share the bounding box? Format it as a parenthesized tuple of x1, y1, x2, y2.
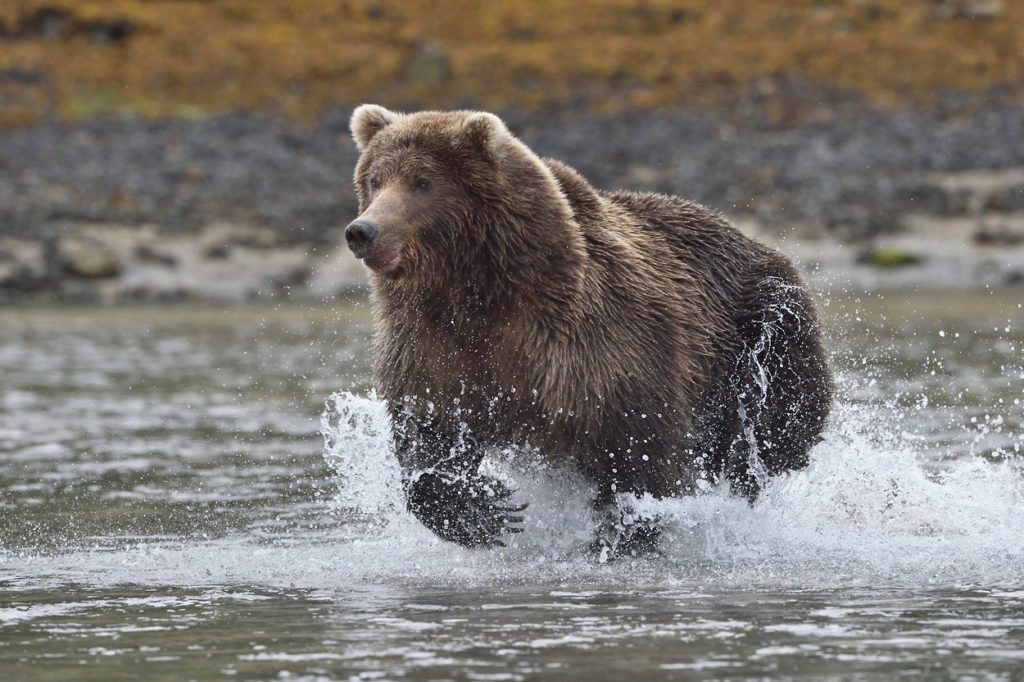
(345, 219, 379, 257)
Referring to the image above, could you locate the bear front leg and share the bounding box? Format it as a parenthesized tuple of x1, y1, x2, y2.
(589, 489, 662, 562)
(393, 414, 526, 548)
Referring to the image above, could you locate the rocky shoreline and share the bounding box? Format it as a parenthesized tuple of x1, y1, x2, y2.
(2, 101, 1024, 303)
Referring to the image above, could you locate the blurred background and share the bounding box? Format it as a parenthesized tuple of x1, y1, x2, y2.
(1, 0, 1023, 302)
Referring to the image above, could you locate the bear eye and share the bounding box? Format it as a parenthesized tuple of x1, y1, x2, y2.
(415, 177, 432, 192)
(368, 177, 380, 192)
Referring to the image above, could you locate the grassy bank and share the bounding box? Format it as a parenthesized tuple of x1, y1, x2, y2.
(2, 0, 1023, 128)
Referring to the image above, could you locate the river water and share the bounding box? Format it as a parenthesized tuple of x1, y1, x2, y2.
(1, 293, 1023, 680)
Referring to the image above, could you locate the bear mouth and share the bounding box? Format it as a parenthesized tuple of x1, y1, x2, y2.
(364, 251, 399, 271)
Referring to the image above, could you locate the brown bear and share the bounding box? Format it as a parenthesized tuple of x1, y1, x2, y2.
(345, 104, 832, 556)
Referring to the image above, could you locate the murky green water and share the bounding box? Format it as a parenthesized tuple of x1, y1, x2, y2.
(2, 293, 1023, 680)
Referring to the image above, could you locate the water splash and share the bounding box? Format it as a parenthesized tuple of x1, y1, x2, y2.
(318, 376, 1024, 589)
(320, 390, 402, 518)
(6, 363, 1019, 593)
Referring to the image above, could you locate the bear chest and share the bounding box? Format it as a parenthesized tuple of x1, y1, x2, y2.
(377, 319, 544, 435)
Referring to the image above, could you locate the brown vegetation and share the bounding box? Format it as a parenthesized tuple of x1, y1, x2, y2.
(1, 0, 1022, 127)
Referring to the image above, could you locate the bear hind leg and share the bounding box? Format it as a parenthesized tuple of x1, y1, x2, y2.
(718, 279, 832, 500)
(588, 491, 663, 562)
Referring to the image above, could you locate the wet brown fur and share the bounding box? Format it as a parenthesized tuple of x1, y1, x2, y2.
(349, 105, 832, 548)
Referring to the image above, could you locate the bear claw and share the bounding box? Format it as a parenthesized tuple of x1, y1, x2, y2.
(406, 472, 527, 548)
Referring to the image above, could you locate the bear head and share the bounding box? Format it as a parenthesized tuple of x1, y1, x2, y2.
(345, 105, 576, 288)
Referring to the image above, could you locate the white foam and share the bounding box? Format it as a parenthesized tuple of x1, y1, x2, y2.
(320, 390, 403, 517)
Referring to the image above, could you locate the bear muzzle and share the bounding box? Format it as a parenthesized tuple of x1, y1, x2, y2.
(345, 219, 379, 258)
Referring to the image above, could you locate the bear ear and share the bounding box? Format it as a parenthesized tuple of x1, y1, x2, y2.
(350, 104, 397, 151)
(462, 112, 509, 163)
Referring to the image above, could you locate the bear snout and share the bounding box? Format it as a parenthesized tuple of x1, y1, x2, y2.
(345, 219, 379, 257)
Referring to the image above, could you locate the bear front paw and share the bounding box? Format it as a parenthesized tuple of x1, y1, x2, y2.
(405, 472, 527, 548)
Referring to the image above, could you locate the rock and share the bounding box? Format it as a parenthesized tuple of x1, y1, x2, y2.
(133, 243, 178, 267)
(973, 224, 1024, 246)
(270, 265, 312, 296)
(0, 238, 48, 292)
(897, 182, 971, 216)
(981, 182, 1024, 212)
(57, 238, 122, 278)
(931, 0, 1004, 20)
(204, 243, 231, 260)
(0, 261, 46, 294)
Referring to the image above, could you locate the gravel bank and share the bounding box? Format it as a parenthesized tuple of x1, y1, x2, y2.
(2, 101, 1023, 302)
